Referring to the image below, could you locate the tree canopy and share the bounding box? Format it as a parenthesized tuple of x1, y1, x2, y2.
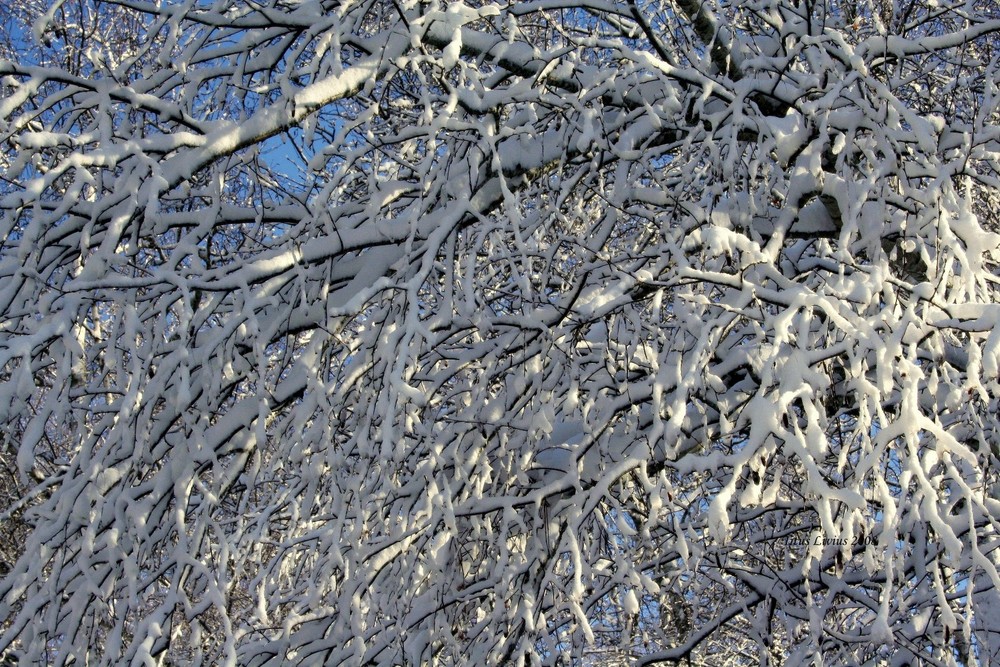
(2, 0, 1000, 664)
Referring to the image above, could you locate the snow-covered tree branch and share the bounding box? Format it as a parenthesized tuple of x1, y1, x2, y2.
(2, 0, 1000, 664)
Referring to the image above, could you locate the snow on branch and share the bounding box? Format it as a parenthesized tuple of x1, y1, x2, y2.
(1, 0, 1000, 665)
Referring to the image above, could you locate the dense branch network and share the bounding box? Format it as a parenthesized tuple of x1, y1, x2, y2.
(1, 0, 1000, 665)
